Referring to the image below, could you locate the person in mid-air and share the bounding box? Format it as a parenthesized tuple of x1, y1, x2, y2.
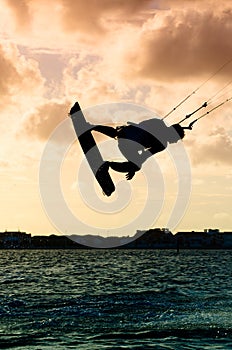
(70, 102, 185, 180)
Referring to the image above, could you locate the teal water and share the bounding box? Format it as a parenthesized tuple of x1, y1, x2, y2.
(0, 249, 231, 349)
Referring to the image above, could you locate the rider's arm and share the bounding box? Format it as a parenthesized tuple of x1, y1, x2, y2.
(92, 125, 117, 138)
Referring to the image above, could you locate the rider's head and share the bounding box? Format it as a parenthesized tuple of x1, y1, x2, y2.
(168, 124, 185, 143)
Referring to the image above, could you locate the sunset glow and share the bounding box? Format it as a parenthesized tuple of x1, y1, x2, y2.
(0, 0, 232, 236)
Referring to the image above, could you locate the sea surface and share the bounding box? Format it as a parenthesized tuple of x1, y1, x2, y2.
(0, 249, 231, 349)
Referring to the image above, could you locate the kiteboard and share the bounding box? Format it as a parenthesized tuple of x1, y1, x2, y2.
(70, 102, 115, 196)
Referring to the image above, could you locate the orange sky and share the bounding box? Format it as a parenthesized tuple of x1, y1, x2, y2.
(0, 0, 232, 236)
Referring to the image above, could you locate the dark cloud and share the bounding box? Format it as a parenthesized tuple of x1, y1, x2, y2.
(4, 0, 154, 36)
(126, 8, 232, 81)
(60, 0, 153, 34)
(5, 0, 31, 30)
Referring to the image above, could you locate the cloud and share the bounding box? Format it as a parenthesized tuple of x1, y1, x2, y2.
(0, 44, 21, 97)
(0, 42, 45, 114)
(62, 56, 127, 109)
(123, 7, 232, 82)
(190, 127, 232, 165)
(20, 100, 72, 141)
(213, 212, 230, 220)
(0, 160, 11, 168)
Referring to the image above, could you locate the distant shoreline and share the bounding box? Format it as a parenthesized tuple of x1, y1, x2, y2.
(1, 228, 232, 249)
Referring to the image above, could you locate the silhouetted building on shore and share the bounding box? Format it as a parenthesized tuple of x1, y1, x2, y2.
(31, 234, 85, 249)
(122, 228, 232, 249)
(0, 228, 232, 249)
(175, 229, 224, 249)
(0, 231, 31, 249)
(123, 228, 176, 249)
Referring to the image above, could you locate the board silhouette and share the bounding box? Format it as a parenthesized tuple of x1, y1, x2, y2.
(70, 102, 115, 196)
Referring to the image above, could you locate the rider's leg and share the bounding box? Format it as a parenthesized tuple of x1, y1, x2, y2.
(109, 161, 140, 180)
(96, 160, 139, 181)
(108, 161, 139, 173)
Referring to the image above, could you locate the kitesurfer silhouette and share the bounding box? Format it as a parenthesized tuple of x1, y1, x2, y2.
(70, 102, 185, 181)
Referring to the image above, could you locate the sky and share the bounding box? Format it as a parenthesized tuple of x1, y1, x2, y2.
(0, 0, 232, 237)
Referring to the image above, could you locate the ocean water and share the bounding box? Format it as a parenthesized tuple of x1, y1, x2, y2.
(0, 249, 231, 349)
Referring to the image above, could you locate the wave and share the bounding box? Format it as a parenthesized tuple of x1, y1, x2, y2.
(92, 327, 232, 340)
